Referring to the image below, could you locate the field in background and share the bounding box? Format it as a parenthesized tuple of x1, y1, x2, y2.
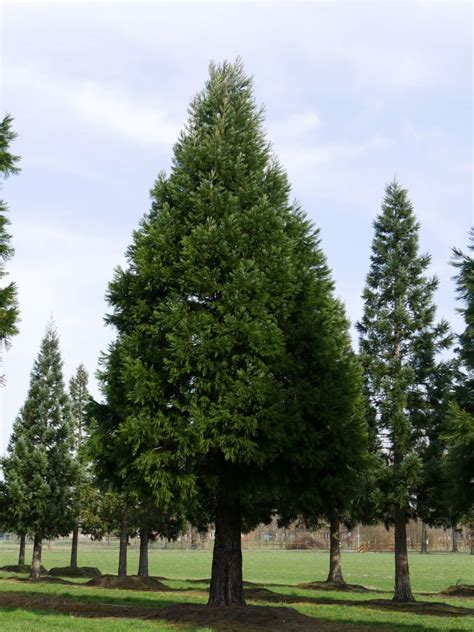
(0, 542, 473, 592)
(0, 543, 473, 631)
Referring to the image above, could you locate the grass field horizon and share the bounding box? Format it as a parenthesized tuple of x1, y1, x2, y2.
(0, 544, 473, 630)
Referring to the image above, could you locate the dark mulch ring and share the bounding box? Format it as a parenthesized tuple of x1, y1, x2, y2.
(440, 584, 474, 598)
(0, 564, 47, 574)
(158, 602, 362, 631)
(359, 599, 473, 617)
(297, 581, 371, 593)
(49, 566, 102, 578)
(86, 574, 171, 591)
(0, 592, 376, 631)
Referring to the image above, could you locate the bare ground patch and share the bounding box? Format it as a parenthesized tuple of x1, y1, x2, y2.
(86, 575, 171, 591)
(440, 584, 474, 598)
(0, 564, 47, 574)
(297, 581, 371, 593)
(49, 566, 102, 578)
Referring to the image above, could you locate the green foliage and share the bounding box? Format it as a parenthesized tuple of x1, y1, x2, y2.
(0, 323, 78, 539)
(439, 230, 474, 522)
(97, 59, 367, 540)
(69, 364, 90, 456)
(452, 228, 474, 409)
(357, 181, 452, 519)
(0, 114, 20, 357)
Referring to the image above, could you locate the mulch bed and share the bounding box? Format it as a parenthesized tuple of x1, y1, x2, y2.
(297, 581, 370, 593)
(86, 575, 171, 591)
(49, 566, 102, 578)
(440, 584, 474, 598)
(0, 564, 47, 574)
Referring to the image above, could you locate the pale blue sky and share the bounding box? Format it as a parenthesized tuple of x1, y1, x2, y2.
(0, 1, 472, 453)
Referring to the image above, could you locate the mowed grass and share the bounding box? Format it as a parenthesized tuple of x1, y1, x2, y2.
(0, 543, 473, 631)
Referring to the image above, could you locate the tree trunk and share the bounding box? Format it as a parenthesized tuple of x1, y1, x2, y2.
(70, 525, 79, 569)
(118, 509, 128, 578)
(326, 517, 345, 584)
(452, 527, 458, 552)
(420, 521, 428, 554)
(470, 522, 474, 555)
(18, 533, 26, 567)
(138, 528, 149, 577)
(393, 508, 415, 602)
(208, 465, 245, 606)
(29, 533, 42, 580)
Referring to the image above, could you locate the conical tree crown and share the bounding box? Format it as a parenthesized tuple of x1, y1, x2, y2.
(1, 323, 77, 538)
(357, 181, 451, 507)
(102, 60, 347, 509)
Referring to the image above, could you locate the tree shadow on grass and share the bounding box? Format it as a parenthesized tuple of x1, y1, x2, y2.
(244, 586, 474, 618)
(4, 575, 472, 619)
(0, 593, 470, 632)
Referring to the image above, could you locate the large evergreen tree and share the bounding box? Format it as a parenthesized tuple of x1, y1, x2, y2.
(0, 114, 20, 370)
(0, 323, 77, 579)
(102, 59, 361, 606)
(357, 181, 451, 602)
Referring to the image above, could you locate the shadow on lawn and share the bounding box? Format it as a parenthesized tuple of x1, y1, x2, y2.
(244, 586, 474, 617)
(1, 590, 470, 632)
(4, 574, 473, 619)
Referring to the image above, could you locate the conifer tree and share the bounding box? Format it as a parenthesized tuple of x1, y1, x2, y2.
(103, 59, 361, 605)
(68, 364, 90, 570)
(1, 323, 77, 579)
(357, 181, 452, 601)
(443, 230, 474, 551)
(0, 114, 20, 371)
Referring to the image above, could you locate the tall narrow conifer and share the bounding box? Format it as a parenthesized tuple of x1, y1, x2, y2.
(357, 181, 451, 602)
(68, 364, 90, 570)
(1, 323, 77, 579)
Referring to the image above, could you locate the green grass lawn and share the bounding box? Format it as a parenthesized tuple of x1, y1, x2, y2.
(0, 543, 472, 631)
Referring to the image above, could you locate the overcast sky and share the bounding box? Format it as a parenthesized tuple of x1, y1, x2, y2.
(0, 1, 472, 454)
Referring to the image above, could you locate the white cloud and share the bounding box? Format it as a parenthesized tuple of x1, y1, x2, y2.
(268, 111, 321, 140)
(7, 63, 182, 147)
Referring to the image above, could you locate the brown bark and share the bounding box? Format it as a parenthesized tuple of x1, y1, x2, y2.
(326, 517, 345, 584)
(18, 533, 26, 567)
(70, 525, 79, 569)
(420, 521, 428, 554)
(452, 527, 458, 552)
(138, 528, 149, 577)
(118, 509, 128, 578)
(208, 464, 245, 606)
(470, 522, 474, 555)
(393, 509, 415, 602)
(29, 533, 42, 580)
